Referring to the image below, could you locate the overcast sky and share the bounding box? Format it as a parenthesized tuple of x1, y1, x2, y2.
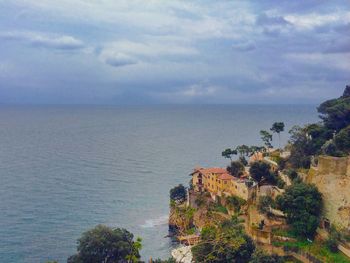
(0, 0, 349, 104)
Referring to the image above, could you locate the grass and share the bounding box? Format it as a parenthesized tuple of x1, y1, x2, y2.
(185, 227, 196, 235)
(213, 204, 228, 214)
(272, 228, 297, 239)
(273, 240, 350, 263)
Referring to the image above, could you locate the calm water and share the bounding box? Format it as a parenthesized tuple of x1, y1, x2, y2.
(0, 105, 318, 263)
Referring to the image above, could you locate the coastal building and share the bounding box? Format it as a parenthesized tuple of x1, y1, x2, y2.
(190, 167, 254, 201)
(307, 155, 350, 231)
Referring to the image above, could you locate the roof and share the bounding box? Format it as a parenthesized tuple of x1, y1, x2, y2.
(201, 167, 227, 174)
(218, 173, 233, 180)
(191, 167, 227, 176)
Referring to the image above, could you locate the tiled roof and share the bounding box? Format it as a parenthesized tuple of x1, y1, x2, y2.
(191, 167, 227, 175)
(201, 167, 227, 174)
(218, 173, 233, 180)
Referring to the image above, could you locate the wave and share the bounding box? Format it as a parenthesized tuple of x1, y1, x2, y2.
(140, 215, 169, 228)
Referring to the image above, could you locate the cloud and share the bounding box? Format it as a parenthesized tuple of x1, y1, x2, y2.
(0, 31, 85, 50)
(324, 40, 350, 53)
(181, 83, 219, 97)
(284, 12, 350, 30)
(256, 14, 290, 26)
(99, 38, 199, 67)
(232, 42, 256, 52)
(1, 0, 350, 104)
(105, 53, 138, 68)
(286, 52, 350, 72)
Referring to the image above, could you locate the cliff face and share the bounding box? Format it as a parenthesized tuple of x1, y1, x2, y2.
(308, 155, 350, 230)
(168, 204, 195, 235)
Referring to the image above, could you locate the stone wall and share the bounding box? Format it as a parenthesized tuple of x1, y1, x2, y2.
(308, 155, 350, 230)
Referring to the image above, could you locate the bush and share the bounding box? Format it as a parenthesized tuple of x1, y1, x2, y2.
(258, 196, 274, 215)
(276, 178, 285, 189)
(170, 184, 186, 203)
(194, 194, 206, 207)
(192, 221, 255, 263)
(286, 169, 298, 181)
(326, 236, 339, 253)
(227, 161, 244, 177)
(226, 196, 246, 213)
(68, 225, 141, 263)
(276, 182, 322, 239)
(213, 204, 228, 214)
(249, 161, 271, 183)
(249, 249, 284, 263)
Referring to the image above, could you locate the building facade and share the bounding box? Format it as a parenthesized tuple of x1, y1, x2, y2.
(307, 155, 350, 231)
(191, 167, 254, 201)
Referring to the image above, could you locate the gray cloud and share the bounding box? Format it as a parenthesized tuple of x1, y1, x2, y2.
(256, 14, 290, 26)
(0, 1, 349, 104)
(232, 42, 256, 52)
(105, 53, 138, 67)
(324, 40, 350, 53)
(0, 31, 85, 50)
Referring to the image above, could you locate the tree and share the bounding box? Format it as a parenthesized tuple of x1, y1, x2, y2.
(227, 161, 244, 177)
(270, 122, 285, 150)
(249, 146, 265, 159)
(170, 184, 187, 203)
(222, 148, 237, 161)
(249, 249, 284, 263)
(192, 218, 255, 263)
(325, 226, 341, 253)
(288, 126, 314, 168)
(276, 183, 322, 239)
(318, 85, 350, 132)
(257, 196, 274, 215)
(152, 258, 176, 263)
(226, 196, 246, 213)
(67, 225, 141, 263)
(260, 130, 273, 150)
(333, 125, 350, 155)
(249, 161, 272, 184)
(286, 169, 298, 181)
(235, 144, 250, 158)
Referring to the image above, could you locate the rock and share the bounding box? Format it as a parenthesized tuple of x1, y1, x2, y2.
(171, 246, 193, 263)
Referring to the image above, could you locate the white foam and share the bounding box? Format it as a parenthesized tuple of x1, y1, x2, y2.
(140, 215, 169, 228)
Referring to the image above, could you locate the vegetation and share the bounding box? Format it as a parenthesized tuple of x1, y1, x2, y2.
(152, 258, 176, 263)
(170, 184, 186, 203)
(249, 161, 270, 182)
(260, 130, 273, 149)
(192, 217, 255, 263)
(257, 196, 274, 215)
(318, 85, 350, 132)
(288, 85, 350, 167)
(271, 122, 285, 149)
(227, 160, 245, 177)
(226, 195, 246, 213)
(249, 161, 277, 185)
(273, 239, 350, 263)
(67, 225, 142, 263)
(249, 249, 285, 263)
(325, 226, 341, 253)
(212, 204, 228, 214)
(276, 182, 322, 239)
(222, 148, 237, 161)
(285, 169, 299, 181)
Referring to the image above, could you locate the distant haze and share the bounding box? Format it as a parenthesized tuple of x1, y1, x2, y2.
(0, 1, 349, 104)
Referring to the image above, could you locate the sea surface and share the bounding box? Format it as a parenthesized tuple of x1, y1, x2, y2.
(0, 105, 318, 263)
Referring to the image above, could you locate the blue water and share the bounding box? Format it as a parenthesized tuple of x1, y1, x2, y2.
(0, 105, 318, 263)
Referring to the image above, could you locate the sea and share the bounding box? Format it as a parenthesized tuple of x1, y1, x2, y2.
(0, 105, 318, 263)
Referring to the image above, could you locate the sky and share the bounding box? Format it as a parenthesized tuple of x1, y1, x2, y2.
(0, 0, 349, 104)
